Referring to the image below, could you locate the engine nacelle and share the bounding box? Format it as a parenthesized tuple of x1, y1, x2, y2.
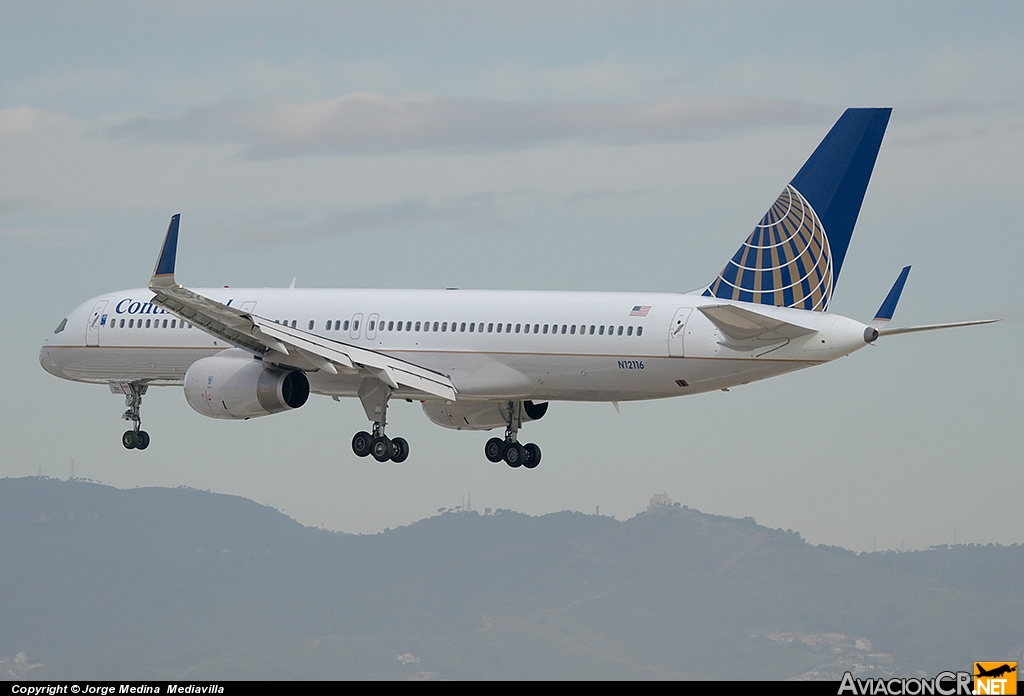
(422, 399, 548, 431)
(184, 349, 309, 420)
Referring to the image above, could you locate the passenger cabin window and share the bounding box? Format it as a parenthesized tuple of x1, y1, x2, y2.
(637, 326, 643, 336)
(515, 324, 521, 333)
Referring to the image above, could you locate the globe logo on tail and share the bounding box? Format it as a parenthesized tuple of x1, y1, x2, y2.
(704, 184, 834, 311)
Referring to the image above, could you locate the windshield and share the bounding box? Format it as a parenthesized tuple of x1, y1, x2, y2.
(54, 318, 67, 334)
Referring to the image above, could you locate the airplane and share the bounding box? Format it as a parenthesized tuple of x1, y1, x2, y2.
(975, 664, 1017, 679)
(39, 107, 995, 468)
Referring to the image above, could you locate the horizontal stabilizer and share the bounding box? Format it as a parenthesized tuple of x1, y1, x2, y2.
(877, 319, 997, 337)
(698, 304, 817, 341)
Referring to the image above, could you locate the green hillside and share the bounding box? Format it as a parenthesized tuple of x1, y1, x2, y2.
(1, 477, 1020, 680)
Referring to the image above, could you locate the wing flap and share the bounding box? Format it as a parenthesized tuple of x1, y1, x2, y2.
(252, 317, 457, 399)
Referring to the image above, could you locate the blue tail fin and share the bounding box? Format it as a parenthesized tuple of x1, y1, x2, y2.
(704, 107, 891, 311)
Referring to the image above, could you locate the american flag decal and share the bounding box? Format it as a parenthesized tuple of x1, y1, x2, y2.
(630, 305, 651, 317)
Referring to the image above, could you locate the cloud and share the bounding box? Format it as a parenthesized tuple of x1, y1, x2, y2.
(0, 105, 58, 135)
(222, 195, 503, 243)
(106, 93, 830, 158)
(0, 225, 90, 245)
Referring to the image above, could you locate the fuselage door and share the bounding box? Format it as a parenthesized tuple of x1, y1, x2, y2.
(366, 313, 379, 340)
(239, 301, 256, 314)
(350, 313, 363, 340)
(668, 307, 693, 358)
(86, 300, 109, 347)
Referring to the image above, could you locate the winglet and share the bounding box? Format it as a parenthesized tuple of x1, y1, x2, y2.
(150, 214, 180, 289)
(872, 265, 911, 324)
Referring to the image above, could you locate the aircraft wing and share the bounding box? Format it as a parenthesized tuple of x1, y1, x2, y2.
(147, 214, 457, 401)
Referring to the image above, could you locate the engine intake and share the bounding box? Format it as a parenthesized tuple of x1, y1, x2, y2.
(184, 349, 309, 420)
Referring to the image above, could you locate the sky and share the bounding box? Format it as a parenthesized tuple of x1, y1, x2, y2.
(2, 1, 1022, 552)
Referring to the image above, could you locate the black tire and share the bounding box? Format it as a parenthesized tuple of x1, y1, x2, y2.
(504, 442, 524, 468)
(390, 437, 409, 463)
(136, 431, 151, 450)
(484, 437, 505, 463)
(371, 435, 392, 462)
(122, 431, 137, 449)
(523, 443, 541, 469)
(352, 431, 373, 457)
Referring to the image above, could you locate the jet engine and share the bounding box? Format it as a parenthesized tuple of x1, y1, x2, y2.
(183, 349, 309, 420)
(422, 399, 548, 431)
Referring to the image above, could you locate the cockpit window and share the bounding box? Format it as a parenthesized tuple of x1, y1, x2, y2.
(54, 318, 67, 334)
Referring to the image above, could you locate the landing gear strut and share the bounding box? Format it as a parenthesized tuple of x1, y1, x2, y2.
(351, 379, 409, 463)
(484, 401, 541, 469)
(120, 383, 150, 450)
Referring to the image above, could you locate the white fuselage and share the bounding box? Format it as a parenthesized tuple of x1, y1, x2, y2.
(40, 286, 872, 404)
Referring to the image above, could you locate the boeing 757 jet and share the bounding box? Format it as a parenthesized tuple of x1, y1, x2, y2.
(39, 108, 994, 468)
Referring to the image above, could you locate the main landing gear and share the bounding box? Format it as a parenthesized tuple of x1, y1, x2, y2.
(484, 401, 541, 469)
(350, 379, 409, 463)
(120, 383, 151, 450)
